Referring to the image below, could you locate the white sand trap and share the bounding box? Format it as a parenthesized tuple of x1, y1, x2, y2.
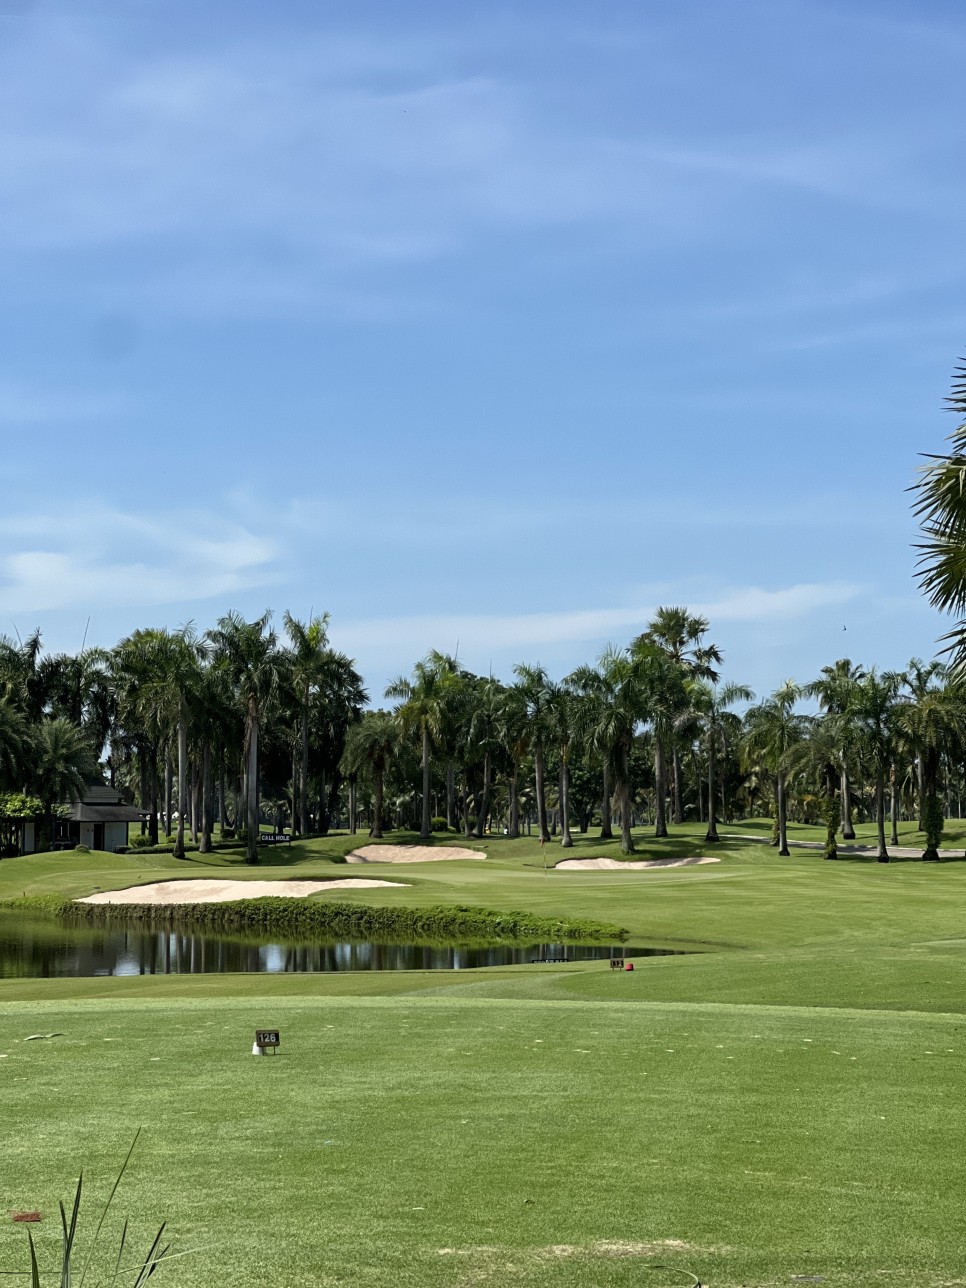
(347, 845, 486, 864)
(555, 856, 721, 871)
(77, 878, 406, 905)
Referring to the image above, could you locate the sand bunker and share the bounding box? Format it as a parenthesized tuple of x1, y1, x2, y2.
(555, 856, 721, 871)
(77, 878, 406, 905)
(347, 845, 485, 864)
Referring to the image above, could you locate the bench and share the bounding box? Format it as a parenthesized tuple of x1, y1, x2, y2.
(257, 833, 292, 847)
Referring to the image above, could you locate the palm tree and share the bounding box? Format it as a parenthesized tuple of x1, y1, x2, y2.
(282, 612, 331, 837)
(628, 637, 687, 838)
(787, 718, 843, 859)
(341, 711, 398, 838)
(545, 681, 575, 847)
(467, 680, 504, 840)
(0, 697, 26, 791)
(742, 681, 806, 856)
(209, 611, 281, 864)
(637, 607, 722, 824)
(913, 358, 966, 666)
(807, 659, 866, 840)
(385, 653, 457, 840)
(31, 718, 98, 851)
(566, 663, 614, 839)
(894, 668, 966, 860)
(568, 645, 662, 855)
(849, 670, 903, 862)
(497, 682, 529, 839)
(512, 664, 556, 843)
(134, 627, 206, 860)
(690, 681, 754, 843)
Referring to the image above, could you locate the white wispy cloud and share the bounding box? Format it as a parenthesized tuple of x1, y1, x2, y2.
(0, 505, 279, 613)
(333, 582, 863, 658)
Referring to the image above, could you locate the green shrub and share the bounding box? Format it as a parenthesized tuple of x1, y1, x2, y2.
(8, 896, 628, 946)
(430, 816, 449, 832)
(73, 844, 91, 853)
(130, 832, 154, 849)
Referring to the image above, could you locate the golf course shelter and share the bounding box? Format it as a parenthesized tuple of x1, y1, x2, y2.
(20, 785, 146, 853)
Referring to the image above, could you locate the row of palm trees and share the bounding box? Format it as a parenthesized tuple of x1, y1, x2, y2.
(344, 610, 966, 863)
(1, 600, 964, 864)
(0, 612, 366, 862)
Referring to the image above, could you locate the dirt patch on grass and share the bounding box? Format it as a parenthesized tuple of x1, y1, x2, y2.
(555, 856, 721, 871)
(77, 878, 407, 904)
(347, 845, 486, 864)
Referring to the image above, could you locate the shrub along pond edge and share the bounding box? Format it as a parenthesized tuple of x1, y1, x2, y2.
(4, 896, 629, 946)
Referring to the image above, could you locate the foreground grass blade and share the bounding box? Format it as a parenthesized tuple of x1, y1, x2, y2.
(76, 1130, 142, 1288)
(26, 1233, 39, 1288)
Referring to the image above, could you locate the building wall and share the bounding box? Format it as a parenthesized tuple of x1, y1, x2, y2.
(79, 823, 95, 848)
(105, 822, 129, 852)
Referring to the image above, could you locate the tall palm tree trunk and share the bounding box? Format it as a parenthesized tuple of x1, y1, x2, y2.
(777, 771, 790, 856)
(349, 775, 357, 834)
(246, 716, 259, 863)
(618, 746, 634, 855)
(841, 768, 856, 839)
(889, 763, 900, 847)
(475, 753, 492, 839)
(560, 758, 573, 848)
(917, 755, 925, 831)
(199, 742, 212, 853)
(164, 745, 173, 838)
(150, 752, 160, 844)
(875, 769, 888, 861)
(372, 767, 384, 838)
(508, 764, 520, 838)
(672, 748, 683, 824)
(534, 746, 550, 841)
(299, 690, 310, 837)
(420, 725, 431, 839)
(174, 719, 187, 860)
(600, 759, 613, 838)
(446, 763, 455, 830)
(705, 736, 719, 843)
(654, 740, 669, 838)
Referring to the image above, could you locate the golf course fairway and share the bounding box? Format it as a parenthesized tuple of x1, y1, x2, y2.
(1, 823, 965, 1287)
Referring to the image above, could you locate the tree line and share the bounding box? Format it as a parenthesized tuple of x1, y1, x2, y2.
(0, 603, 964, 864)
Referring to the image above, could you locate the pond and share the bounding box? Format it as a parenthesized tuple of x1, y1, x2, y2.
(0, 912, 684, 978)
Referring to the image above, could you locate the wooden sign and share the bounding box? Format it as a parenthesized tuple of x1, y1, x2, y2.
(255, 1029, 280, 1049)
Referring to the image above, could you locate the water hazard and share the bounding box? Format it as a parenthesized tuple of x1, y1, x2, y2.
(0, 912, 684, 978)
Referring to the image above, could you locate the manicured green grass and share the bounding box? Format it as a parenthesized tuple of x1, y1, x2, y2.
(3, 821, 966, 1285)
(2, 991, 965, 1287)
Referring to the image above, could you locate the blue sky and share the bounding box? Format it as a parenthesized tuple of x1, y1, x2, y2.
(2, 0, 964, 700)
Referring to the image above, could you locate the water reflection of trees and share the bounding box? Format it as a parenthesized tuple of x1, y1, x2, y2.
(0, 916, 669, 977)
